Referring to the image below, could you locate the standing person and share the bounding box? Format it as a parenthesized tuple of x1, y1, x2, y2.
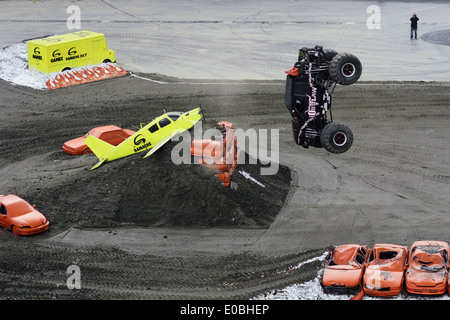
(410, 13, 419, 39)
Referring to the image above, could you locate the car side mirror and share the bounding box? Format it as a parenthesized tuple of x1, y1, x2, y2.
(33, 205, 36, 208)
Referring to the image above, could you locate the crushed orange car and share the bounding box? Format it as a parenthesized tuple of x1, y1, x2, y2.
(191, 121, 241, 187)
(62, 125, 135, 155)
(362, 243, 408, 297)
(405, 240, 450, 296)
(321, 244, 369, 295)
(0, 194, 49, 236)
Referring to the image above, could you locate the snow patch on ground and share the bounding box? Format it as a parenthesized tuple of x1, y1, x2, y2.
(0, 41, 127, 90)
(254, 252, 450, 300)
(252, 252, 353, 300)
(0, 42, 48, 89)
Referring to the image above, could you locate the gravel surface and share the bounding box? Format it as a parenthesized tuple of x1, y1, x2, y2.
(0, 75, 449, 300)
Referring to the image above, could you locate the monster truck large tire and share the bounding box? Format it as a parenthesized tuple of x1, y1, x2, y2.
(320, 122, 353, 154)
(323, 49, 338, 61)
(329, 53, 362, 85)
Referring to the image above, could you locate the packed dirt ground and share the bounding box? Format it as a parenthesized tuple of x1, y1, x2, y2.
(0, 74, 449, 299)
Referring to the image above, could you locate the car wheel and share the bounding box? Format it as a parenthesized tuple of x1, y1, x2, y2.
(83, 148, 91, 155)
(320, 123, 353, 154)
(11, 226, 21, 237)
(329, 53, 362, 85)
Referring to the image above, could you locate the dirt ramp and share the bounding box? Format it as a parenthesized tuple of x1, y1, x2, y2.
(30, 142, 292, 232)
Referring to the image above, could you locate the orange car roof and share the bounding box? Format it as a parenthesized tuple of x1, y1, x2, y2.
(332, 244, 361, 265)
(411, 241, 449, 250)
(88, 125, 122, 135)
(410, 250, 446, 273)
(371, 244, 407, 263)
(372, 243, 406, 250)
(0, 194, 24, 206)
(412, 250, 444, 263)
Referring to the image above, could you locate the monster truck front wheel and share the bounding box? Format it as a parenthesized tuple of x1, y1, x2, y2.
(329, 53, 362, 85)
(320, 123, 353, 154)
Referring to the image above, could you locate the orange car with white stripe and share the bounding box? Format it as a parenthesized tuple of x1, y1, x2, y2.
(363, 243, 408, 297)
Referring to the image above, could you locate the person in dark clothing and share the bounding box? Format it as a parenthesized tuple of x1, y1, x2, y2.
(410, 13, 419, 39)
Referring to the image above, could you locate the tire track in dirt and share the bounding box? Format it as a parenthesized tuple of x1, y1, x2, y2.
(1, 239, 325, 299)
(1, 78, 450, 299)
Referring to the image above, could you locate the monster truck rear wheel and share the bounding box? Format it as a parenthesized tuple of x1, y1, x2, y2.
(320, 123, 353, 154)
(329, 53, 362, 85)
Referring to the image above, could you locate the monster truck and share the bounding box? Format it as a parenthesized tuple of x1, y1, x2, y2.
(284, 45, 362, 153)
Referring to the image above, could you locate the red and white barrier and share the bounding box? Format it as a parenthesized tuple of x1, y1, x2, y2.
(45, 63, 128, 90)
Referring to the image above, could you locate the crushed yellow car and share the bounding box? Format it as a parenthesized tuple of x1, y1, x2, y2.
(84, 107, 203, 170)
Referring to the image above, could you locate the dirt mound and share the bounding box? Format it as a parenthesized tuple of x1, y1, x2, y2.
(29, 137, 291, 233)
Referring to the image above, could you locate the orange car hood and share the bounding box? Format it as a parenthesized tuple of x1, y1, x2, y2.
(407, 252, 447, 287)
(322, 266, 363, 287)
(364, 268, 404, 288)
(11, 210, 45, 227)
(407, 269, 447, 287)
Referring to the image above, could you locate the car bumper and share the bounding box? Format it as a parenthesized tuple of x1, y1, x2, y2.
(323, 285, 361, 295)
(17, 222, 49, 236)
(406, 283, 447, 295)
(363, 285, 402, 297)
(62, 145, 82, 155)
(321, 282, 361, 295)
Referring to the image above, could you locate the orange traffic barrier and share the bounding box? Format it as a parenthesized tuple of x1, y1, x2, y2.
(45, 63, 127, 90)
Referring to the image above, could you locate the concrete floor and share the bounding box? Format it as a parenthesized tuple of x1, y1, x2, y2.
(1, 0, 449, 81)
